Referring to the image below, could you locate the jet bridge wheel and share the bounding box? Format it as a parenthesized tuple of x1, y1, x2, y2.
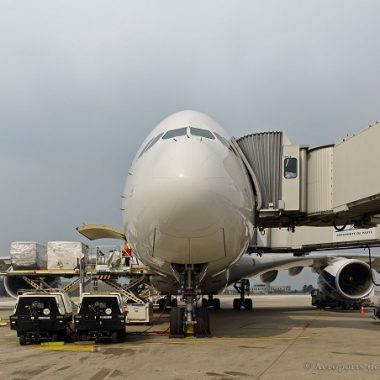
(169, 307, 185, 338)
(195, 307, 211, 337)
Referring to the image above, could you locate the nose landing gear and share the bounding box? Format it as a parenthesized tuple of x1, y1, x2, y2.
(169, 264, 210, 338)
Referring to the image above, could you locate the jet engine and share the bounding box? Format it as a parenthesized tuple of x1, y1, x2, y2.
(318, 259, 373, 300)
(3, 276, 61, 298)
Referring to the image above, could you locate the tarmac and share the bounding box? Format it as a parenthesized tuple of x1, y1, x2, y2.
(1, 294, 380, 380)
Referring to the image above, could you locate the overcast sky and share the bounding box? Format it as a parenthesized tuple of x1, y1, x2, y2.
(1, 1, 380, 288)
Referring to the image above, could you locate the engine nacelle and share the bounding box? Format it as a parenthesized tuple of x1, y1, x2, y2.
(3, 276, 61, 298)
(318, 259, 373, 300)
(260, 270, 278, 283)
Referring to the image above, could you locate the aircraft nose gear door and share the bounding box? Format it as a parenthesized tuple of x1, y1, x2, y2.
(170, 264, 210, 338)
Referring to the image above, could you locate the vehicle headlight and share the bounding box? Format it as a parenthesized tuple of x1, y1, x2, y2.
(105, 308, 112, 315)
(43, 308, 50, 316)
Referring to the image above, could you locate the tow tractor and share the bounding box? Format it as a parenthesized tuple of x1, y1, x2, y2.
(74, 292, 126, 343)
(9, 290, 73, 345)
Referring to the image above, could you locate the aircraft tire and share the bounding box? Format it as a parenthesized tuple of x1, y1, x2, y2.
(233, 298, 241, 310)
(169, 307, 184, 338)
(213, 298, 221, 310)
(195, 307, 211, 337)
(244, 298, 253, 311)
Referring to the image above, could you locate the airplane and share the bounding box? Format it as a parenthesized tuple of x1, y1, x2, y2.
(122, 110, 255, 336)
(2, 110, 380, 337)
(117, 110, 380, 337)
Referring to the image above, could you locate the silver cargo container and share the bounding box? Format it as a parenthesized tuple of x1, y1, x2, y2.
(10, 242, 47, 270)
(47, 241, 89, 270)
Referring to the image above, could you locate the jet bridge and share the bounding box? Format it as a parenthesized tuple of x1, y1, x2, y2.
(232, 121, 380, 229)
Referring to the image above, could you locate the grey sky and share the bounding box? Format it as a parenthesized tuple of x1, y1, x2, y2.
(1, 1, 380, 288)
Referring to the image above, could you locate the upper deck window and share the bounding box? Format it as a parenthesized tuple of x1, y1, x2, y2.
(162, 127, 188, 140)
(214, 132, 230, 148)
(190, 127, 215, 140)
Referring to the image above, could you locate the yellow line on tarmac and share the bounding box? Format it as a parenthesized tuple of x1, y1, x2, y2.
(35, 343, 95, 352)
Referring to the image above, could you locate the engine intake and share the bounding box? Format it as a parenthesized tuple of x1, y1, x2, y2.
(318, 259, 373, 300)
(3, 276, 60, 298)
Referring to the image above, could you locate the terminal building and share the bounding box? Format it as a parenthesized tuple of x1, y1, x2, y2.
(251, 284, 291, 294)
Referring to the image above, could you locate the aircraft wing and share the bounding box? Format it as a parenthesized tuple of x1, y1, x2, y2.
(228, 252, 380, 284)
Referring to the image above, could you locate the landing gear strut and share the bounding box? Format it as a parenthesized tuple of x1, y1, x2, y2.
(169, 264, 210, 338)
(233, 279, 252, 310)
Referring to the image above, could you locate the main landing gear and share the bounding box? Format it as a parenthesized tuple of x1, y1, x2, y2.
(157, 296, 178, 311)
(169, 264, 211, 338)
(201, 295, 221, 310)
(233, 279, 253, 311)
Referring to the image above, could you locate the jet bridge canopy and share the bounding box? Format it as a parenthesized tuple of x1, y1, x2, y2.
(233, 121, 380, 229)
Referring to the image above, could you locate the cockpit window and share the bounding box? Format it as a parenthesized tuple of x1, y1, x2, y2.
(214, 132, 230, 148)
(144, 133, 163, 153)
(138, 137, 154, 158)
(162, 127, 188, 140)
(190, 127, 215, 140)
(138, 133, 164, 158)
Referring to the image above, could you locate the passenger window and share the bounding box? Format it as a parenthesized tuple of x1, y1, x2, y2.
(162, 127, 188, 139)
(214, 132, 230, 148)
(190, 127, 215, 140)
(144, 133, 163, 153)
(284, 158, 297, 179)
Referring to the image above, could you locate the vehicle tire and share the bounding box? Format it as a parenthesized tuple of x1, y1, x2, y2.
(158, 298, 167, 311)
(244, 298, 253, 311)
(19, 334, 26, 346)
(233, 298, 241, 310)
(195, 307, 211, 337)
(169, 307, 184, 338)
(171, 298, 178, 308)
(111, 331, 119, 343)
(213, 298, 221, 310)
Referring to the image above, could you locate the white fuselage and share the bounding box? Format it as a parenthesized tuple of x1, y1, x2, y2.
(123, 111, 255, 278)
